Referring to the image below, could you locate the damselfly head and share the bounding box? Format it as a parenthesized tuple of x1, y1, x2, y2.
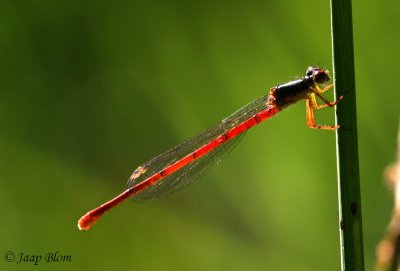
(306, 66, 330, 84)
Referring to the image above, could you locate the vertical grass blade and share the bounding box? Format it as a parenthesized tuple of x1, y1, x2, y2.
(330, 0, 365, 270)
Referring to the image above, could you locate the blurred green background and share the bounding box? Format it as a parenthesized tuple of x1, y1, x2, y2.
(1, 0, 398, 270)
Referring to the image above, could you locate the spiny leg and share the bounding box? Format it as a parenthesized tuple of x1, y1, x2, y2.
(316, 83, 334, 93)
(305, 98, 340, 130)
(310, 93, 327, 109)
(310, 93, 334, 109)
(311, 86, 344, 110)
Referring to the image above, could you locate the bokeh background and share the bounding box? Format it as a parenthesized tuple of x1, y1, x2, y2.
(1, 1, 398, 270)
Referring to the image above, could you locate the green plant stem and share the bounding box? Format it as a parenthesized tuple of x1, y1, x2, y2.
(330, 0, 365, 270)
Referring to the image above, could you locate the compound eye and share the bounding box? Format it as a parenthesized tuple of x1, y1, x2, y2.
(313, 71, 329, 84)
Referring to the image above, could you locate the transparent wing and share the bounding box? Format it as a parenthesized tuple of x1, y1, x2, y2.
(127, 94, 269, 202)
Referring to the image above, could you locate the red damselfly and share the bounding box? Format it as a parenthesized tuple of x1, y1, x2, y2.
(78, 66, 342, 231)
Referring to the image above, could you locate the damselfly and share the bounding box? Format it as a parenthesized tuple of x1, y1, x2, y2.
(78, 66, 342, 231)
